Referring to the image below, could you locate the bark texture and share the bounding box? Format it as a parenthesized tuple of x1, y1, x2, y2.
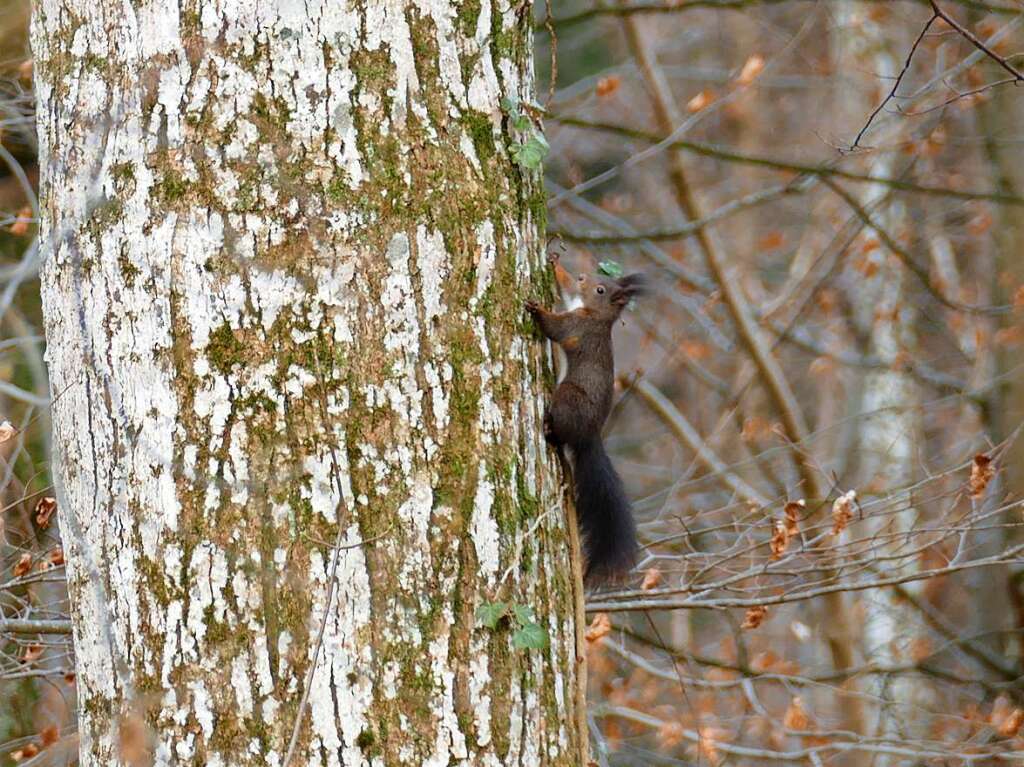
(32, 1, 584, 764)
(835, 4, 932, 759)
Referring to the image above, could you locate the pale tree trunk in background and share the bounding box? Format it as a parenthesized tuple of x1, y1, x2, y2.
(974, 37, 1024, 665)
(32, 1, 587, 765)
(834, 4, 932, 757)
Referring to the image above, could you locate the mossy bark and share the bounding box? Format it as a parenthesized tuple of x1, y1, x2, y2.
(32, 0, 584, 764)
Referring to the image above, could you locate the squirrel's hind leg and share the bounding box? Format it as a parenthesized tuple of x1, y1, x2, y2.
(545, 382, 595, 446)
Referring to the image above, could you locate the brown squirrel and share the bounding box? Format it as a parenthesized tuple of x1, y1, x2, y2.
(526, 269, 646, 583)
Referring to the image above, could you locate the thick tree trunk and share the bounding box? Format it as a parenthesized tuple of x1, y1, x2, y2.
(32, 1, 585, 765)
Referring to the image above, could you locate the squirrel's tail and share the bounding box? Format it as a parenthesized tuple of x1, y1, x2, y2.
(572, 439, 637, 584)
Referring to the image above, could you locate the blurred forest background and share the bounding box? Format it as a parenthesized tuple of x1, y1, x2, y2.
(3, 0, 1024, 765)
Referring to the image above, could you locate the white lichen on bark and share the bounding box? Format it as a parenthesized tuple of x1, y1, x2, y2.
(32, 0, 584, 764)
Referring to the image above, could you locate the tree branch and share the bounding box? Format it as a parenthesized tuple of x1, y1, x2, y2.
(0, 618, 73, 635)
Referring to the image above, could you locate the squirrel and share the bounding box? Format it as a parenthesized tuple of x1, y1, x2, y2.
(526, 268, 646, 584)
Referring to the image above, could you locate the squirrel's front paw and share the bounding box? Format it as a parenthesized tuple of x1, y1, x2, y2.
(524, 300, 541, 314)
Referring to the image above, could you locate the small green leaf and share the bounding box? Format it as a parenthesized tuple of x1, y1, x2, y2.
(512, 621, 549, 650)
(513, 134, 549, 169)
(512, 114, 531, 132)
(500, 96, 520, 114)
(476, 601, 509, 629)
(511, 604, 535, 626)
(598, 260, 623, 278)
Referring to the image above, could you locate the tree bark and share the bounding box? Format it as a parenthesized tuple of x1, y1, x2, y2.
(834, 4, 932, 760)
(31, 1, 585, 764)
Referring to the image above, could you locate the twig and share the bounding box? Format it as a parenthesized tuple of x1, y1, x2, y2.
(281, 345, 353, 767)
(587, 541, 1024, 611)
(900, 75, 1019, 115)
(538, 0, 1020, 31)
(544, 0, 557, 106)
(0, 619, 73, 635)
(550, 116, 1024, 206)
(633, 379, 770, 508)
(549, 179, 809, 244)
(851, 13, 938, 151)
(820, 176, 1002, 315)
(852, 2, 1024, 150)
(930, 0, 1024, 81)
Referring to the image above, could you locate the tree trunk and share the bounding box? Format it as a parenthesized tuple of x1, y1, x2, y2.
(31, 1, 586, 764)
(834, 4, 932, 759)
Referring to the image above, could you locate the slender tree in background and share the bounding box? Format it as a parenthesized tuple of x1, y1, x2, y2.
(833, 3, 933, 751)
(30, 0, 586, 764)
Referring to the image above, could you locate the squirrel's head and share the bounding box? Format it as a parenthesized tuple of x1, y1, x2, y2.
(577, 272, 647, 320)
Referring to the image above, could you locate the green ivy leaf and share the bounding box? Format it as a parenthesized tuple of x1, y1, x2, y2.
(511, 621, 549, 650)
(513, 133, 549, 169)
(598, 260, 623, 278)
(511, 604, 535, 626)
(476, 601, 509, 630)
(500, 96, 519, 114)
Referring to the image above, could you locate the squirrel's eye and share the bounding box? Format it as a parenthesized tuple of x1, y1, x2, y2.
(596, 286, 605, 295)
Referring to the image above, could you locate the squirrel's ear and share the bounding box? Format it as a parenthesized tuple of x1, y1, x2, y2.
(612, 273, 647, 305)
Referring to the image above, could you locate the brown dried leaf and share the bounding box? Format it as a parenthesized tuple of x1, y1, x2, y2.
(968, 211, 993, 236)
(11, 744, 39, 762)
(784, 500, 803, 536)
(22, 644, 43, 663)
(831, 490, 856, 535)
(692, 726, 728, 763)
(737, 54, 765, 85)
(39, 724, 59, 748)
(585, 612, 612, 643)
(808, 357, 834, 377)
(998, 708, 1024, 738)
(769, 519, 789, 560)
(687, 89, 715, 113)
(658, 720, 685, 748)
(783, 696, 810, 730)
(35, 496, 57, 529)
(910, 637, 933, 663)
(641, 567, 662, 590)
(13, 552, 32, 577)
(970, 453, 995, 499)
(595, 75, 621, 97)
(680, 338, 711, 360)
(9, 206, 32, 236)
(757, 230, 784, 251)
(742, 605, 767, 629)
(995, 325, 1024, 347)
(741, 416, 771, 442)
(50, 547, 65, 566)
